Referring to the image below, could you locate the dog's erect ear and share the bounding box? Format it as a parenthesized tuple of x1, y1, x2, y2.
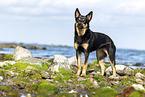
(86, 11, 93, 21)
(75, 8, 81, 19)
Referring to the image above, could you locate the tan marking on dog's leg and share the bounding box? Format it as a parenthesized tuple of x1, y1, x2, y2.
(74, 43, 78, 50)
(81, 58, 88, 76)
(104, 49, 116, 76)
(81, 43, 88, 50)
(76, 52, 82, 76)
(81, 52, 89, 76)
(99, 59, 105, 76)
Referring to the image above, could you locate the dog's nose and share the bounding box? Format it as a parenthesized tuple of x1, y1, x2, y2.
(77, 23, 83, 29)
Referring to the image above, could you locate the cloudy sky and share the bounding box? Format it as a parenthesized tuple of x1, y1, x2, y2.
(0, 0, 145, 50)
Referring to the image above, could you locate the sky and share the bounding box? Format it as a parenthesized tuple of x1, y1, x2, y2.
(0, 0, 145, 50)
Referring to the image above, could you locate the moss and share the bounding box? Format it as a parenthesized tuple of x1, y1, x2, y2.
(93, 74, 106, 82)
(53, 74, 63, 81)
(120, 77, 132, 86)
(29, 83, 39, 91)
(1, 63, 13, 70)
(0, 85, 12, 91)
(0, 69, 5, 77)
(12, 62, 48, 71)
(89, 60, 98, 66)
(94, 87, 119, 97)
(37, 80, 58, 95)
(31, 73, 42, 81)
(129, 91, 144, 97)
(4, 54, 13, 60)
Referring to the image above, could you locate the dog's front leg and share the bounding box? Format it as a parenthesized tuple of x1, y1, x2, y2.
(76, 51, 82, 76)
(81, 52, 89, 76)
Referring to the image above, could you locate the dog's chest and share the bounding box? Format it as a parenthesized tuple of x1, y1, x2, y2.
(74, 43, 88, 51)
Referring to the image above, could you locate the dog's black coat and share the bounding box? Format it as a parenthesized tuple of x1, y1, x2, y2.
(74, 29, 116, 55)
(74, 8, 116, 76)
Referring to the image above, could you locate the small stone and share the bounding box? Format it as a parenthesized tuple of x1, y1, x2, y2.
(41, 70, 50, 79)
(89, 78, 100, 88)
(26, 93, 32, 97)
(135, 79, 143, 85)
(6, 70, 15, 76)
(0, 76, 3, 81)
(108, 75, 123, 81)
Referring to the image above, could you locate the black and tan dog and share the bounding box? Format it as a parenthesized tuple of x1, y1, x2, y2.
(74, 8, 116, 76)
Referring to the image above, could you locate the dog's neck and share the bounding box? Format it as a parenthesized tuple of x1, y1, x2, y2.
(75, 27, 91, 37)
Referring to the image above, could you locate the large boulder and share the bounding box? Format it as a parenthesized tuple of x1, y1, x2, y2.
(13, 46, 32, 61)
(106, 65, 135, 76)
(49, 55, 72, 72)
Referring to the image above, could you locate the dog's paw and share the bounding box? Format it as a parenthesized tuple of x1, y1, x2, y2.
(81, 73, 86, 76)
(76, 73, 80, 76)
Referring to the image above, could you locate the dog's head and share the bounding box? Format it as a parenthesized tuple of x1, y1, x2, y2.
(75, 8, 93, 36)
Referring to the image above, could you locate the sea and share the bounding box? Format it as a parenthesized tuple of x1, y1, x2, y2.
(0, 43, 145, 68)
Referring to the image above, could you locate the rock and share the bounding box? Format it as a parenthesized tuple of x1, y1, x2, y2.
(87, 70, 101, 75)
(0, 76, 3, 81)
(0, 43, 18, 48)
(135, 79, 143, 85)
(89, 78, 100, 88)
(49, 55, 71, 72)
(13, 46, 32, 61)
(41, 70, 50, 79)
(26, 93, 32, 97)
(28, 46, 46, 50)
(0, 61, 16, 67)
(54, 55, 68, 63)
(106, 65, 135, 76)
(120, 86, 136, 97)
(68, 56, 77, 65)
(24, 66, 39, 74)
(131, 84, 145, 91)
(135, 72, 145, 79)
(108, 75, 123, 81)
(20, 57, 48, 67)
(6, 70, 16, 76)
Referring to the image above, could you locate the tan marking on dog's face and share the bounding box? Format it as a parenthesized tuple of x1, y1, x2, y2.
(74, 43, 78, 50)
(75, 23, 87, 36)
(81, 43, 88, 50)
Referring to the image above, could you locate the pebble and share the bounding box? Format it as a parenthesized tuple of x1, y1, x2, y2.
(0, 76, 3, 81)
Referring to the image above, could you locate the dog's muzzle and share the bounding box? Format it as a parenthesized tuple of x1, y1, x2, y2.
(77, 23, 84, 29)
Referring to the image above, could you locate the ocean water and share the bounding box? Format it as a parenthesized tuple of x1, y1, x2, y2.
(0, 43, 145, 65)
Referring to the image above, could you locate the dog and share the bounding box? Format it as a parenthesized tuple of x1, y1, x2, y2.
(74, 8, 116, 76)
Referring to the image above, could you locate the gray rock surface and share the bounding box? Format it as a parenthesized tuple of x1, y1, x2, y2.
(13, 46, 32, 61)
(20, 57, 48, 67)
(135, 72, 145, 79)
(49, 55, 71, 72)
(106, 65, 135, 76)
(131, 84, 145, 90)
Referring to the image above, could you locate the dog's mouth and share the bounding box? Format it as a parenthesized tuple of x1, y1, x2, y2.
(77, 23, 84, 29)
(76, 23, 87, 36)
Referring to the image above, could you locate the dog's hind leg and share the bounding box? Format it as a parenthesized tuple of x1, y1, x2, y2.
(104, 49, 116, 76)
(76, 51, 82, 76)
(97, 49, 106, 76)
